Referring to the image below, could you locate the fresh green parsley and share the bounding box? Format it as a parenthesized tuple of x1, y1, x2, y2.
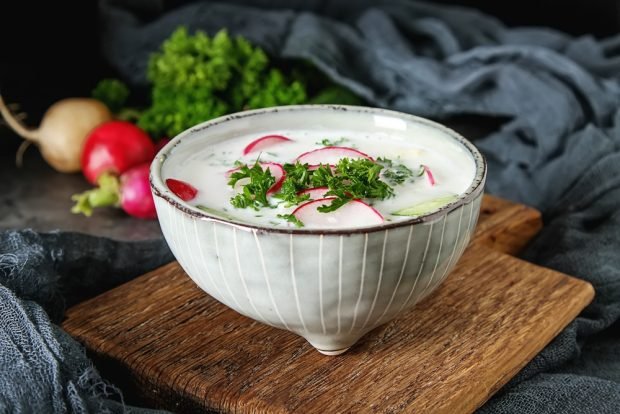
(228, 161, 275, 210)
(229, 156, 407, 222)
(277, 213, 305, 227)
(272, 162, 313, 206)
(316, 137, 348, 147)
(312, 158, 394, 212)
(377, 157, 416, 185)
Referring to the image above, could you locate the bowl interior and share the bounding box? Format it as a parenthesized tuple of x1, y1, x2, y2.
(151, 105, 486, 233)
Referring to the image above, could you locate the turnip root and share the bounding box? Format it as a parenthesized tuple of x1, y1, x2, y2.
(0, 94, 112, 172)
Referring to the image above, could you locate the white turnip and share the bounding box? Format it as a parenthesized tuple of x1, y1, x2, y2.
(0, 95, 112, 172)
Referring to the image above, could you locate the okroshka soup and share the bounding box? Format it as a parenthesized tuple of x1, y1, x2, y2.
(159, 107, 477, 229)
(150, 106, 486, 355)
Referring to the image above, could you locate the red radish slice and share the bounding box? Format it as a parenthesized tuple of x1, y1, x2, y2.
(166, 178, 198, 201)
(227, 162, 285, 194)
(243, 135, 292, 155)
(296, 146, 373, 165)
(422, 164, 435, 186)
(298, 187, 330, 200)
(292, 198, 384, 228)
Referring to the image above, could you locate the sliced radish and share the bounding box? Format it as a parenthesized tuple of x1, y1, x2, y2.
(166, 178, 198, 201)
(422, 164, 435, 186)
(242, 135, 292, 155)
(293, 198, 384, 228)
(298, 187, 330, 200)
(227, 162, 285, 194)
(295, 146, 373, 165)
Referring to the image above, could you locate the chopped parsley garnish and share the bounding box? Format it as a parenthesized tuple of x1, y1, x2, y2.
(377, 157, 417, 185)
(316, 137, 348, 146)
(228, 160, 275, 210)
(277, 213, 305, 227)
(228, 152, 417, 226)
(272, 162, 313, 206)
(311, 158, 394, 212)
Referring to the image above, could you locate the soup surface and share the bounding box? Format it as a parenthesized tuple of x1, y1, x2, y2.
(162, 128, 475, 229)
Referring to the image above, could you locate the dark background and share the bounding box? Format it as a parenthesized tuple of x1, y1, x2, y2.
(0, 0, 618, 143)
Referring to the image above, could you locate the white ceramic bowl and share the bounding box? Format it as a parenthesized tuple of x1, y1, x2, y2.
(150, 105, 486, 355)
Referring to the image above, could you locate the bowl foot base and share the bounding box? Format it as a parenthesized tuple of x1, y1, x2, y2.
(315, 347, 350, 356)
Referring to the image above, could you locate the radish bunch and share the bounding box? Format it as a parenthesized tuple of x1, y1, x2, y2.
(71, 121, 158, 219)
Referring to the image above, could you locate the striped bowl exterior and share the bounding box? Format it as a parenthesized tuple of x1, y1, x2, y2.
(155, 193, 482, 354)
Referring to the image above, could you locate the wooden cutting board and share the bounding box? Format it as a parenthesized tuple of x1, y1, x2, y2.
(62, 195, 594, 414)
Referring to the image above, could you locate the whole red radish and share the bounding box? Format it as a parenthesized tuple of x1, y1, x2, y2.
(71, 163, 156, 219)
(119, 164, 157, 219)
(81, 120, 155, 184)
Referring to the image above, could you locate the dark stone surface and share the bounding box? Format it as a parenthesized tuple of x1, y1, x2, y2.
(0, 147, 163, 241)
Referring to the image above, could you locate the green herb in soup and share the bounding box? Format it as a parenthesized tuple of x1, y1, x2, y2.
(316, 137, 348, 147)
(228, 161, 276, 210)
(229, 156, 400, 225)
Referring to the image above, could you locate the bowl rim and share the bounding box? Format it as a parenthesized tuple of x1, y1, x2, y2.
(150, 104, 487, 235)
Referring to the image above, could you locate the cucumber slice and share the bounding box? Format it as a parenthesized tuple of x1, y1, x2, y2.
(392, 195, 459, 217)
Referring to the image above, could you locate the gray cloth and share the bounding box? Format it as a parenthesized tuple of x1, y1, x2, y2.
(2, 0, 620, 412)
(0, 231, 173, 413)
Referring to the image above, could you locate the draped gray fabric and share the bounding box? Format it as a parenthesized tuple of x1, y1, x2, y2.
(1, 1, 619, 412)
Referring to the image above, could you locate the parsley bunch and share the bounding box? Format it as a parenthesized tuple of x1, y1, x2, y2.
(92, 79, 129, 113)
(137, 27, 307, 138)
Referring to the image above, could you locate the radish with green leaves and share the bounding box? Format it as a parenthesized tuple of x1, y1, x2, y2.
(72, 121, 158, 219)
(81, 120, 155, 185)
(72, 163, 156, 219)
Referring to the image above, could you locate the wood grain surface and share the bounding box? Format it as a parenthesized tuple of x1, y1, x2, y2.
(62, 194, 593, 414)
